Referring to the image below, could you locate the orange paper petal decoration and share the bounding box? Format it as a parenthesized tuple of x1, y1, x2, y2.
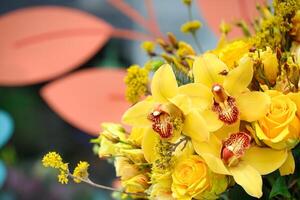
(0, 6, 113, 86)
(197, 0, 265, 38)
(41, 68, 130, 136)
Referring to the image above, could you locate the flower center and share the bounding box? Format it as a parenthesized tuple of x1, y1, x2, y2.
(221, 132, 251, 167)
(211, 84, 239, 125)
(148, 104, 183, 140)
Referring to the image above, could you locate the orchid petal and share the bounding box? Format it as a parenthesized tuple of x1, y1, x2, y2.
(279, 151, 295, 176)
(183, 111, 209, 142)
(243, 146, 287, 175)
(229, 162, 263, 198)
(122, 99, 154, 127)
(236, 91, 271, 122)
(223, 56, 253, 96)
(178, 83, 213, 110)
(151, 64, 178, 102)
(193, 53, 228, 87)
(141, 128, 160, 163)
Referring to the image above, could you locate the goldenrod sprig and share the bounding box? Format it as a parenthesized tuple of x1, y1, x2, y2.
(42, 152, 147, 197)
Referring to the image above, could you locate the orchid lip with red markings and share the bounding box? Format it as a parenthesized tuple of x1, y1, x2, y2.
(211, 84, 239, 125)
(221, 132, 252, 166)
(148, 107, 173, 139)
(147, 104, 184, 140)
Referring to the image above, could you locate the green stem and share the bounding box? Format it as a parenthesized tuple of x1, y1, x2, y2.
(188, 6, 193, 21)
(67, 173, 147, 197)
(192, 32, 203, 53)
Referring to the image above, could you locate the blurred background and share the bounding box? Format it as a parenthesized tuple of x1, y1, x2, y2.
(0, 0, 262, 199)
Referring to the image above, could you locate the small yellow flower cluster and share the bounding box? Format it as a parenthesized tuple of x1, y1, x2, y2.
(182, 0, 192, 6)
(73, 161, 90, 183)
(181, 20, 202, 34)
(140, 41, 155, 56)
(42, 152, 90, 185)
(42, 152, 69, 184)
(124, 65, 149, 104)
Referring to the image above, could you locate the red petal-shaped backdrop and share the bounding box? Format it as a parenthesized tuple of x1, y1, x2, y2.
(197, 0, 265, 38)
(41, 68, 130, 135)
(0, 6, 113, 86)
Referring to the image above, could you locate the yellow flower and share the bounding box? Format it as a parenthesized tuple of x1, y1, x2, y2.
(73, 161, 90, 183)
(122, 174, 150, 194)
(182, 0, 192, 6)
(122, 64, 209, 162)
(219, 21, 231, 35)
(171, 155, 227, 200)
(42, 152, 70, 184)
(98, 123, 132, 158)
(193, 133, 288, 198)
(191, 53, 271, 135)
(291, 41, 300, 66)
(150, 173, 174, 200)
(291, 10, 300, 42)
(124, 65, 149, 103)
(119, 149, 146, 164)
(58, 168, 69, 184)
(255, 90, 300, 150)
(42, 152, 63, 169)
(255, 47, 279, 85)
(254, 90, 300, 176)
(114, 157, 140, 181)
(215, 40, 251, 69)
(128, 127, 147, 147)
(181, 20, 202, 34)
(176, 41, 196, 58)
(141, 41, 155, 54)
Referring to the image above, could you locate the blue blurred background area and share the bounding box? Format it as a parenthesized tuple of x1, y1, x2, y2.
(0, 1, 217, 199)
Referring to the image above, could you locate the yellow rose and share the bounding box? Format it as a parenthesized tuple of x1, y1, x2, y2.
(255, 90, 300, 149)
(122, 174, 150, 194)
(114, 157, 140, 180)
(171, 155, 227, 200)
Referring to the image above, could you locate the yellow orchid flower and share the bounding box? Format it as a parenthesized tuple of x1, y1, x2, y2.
(122, 64, 209, 161)
(191, 53, 271, 134)
(193, 132, 288, 198)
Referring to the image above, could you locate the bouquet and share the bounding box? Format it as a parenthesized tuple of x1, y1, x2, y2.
(42, 0, 300, 199)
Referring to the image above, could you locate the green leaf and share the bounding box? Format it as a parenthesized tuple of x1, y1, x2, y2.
(269, 176, 291, 199)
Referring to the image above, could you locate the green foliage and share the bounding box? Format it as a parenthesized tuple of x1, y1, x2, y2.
(269, 176, 291, 199)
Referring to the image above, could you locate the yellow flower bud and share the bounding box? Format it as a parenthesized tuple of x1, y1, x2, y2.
(181, 20, 202, 34)
(182, 0, 192, 6)
(119, 149, 146, 164)
(260, 47, 279, 85)
(219, 21, 231, 35)
(141, 41, 155, 54)
(128, 127, 147, 147)
(291, 42, 300, 66)
(72, 161, 89, 183)
(291, 10, 300, 42)
(114, 157, 140, 180)
(176, 41, 196, 57)
(122, 174, 150, 194)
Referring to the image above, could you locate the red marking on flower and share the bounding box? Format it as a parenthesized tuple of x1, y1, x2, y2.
(148, 107, 173, 139)
(212, 96, 239, 125)
(221, 132, 252, 164)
